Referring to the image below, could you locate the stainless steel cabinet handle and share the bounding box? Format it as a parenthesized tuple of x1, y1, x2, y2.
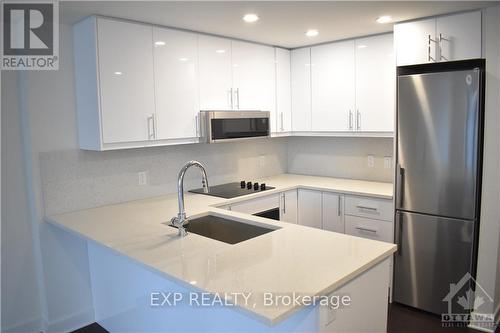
(235, 88, 240, 109)
(337, 196, 341, 216)
(348, 110, 353, 131)
(229, 88, 233, 108)
(147, 114, 155, 140)
(428, 35, 437, 62)
(396, 164, 405, 209)
(439, 33, 449, 61)
(355, 226, 377, 233)
(282, 193, 286, 214)
(356, 205, 378, 211)
(280, 112, 284, 131)
(195, 114, 200, 137)
(356, 110, 361, 131)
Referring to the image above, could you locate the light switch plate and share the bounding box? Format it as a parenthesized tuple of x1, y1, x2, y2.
(138, 171, 148, 185)
(384, 156, 392, 169)
(367, 155, 375, 168)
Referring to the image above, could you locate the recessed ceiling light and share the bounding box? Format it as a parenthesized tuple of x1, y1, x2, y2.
(376, 15, 392, 24)
(179, 57, 188, 62)
(243, 13, 259, 23)
(215, 49, 226, 54)
(357, 44, 368, 49)
(114, 71, 123, 75)
(305, 29, 319, 37)
(154, 41, 166, 47)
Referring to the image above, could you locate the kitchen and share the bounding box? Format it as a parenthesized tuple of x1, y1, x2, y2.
(2, 1, 499, 333)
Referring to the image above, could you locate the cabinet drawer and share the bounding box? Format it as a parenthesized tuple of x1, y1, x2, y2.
(345, 196, 393, 221)
(345, 215, 393, 243)
(230, 194, 279, 215)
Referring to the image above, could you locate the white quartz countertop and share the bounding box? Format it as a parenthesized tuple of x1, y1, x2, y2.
(46, 174, 396, 325)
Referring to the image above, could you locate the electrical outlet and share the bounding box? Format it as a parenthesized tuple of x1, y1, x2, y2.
(138, 171, 148, 186)
(384, 156, 392, 169)
(367, 155, 375, 168)
(259, 155, 266, 167)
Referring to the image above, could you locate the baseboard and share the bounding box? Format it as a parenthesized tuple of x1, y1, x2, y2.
(2, 316, 44, 333)
(468, 312, 497, 333)
(46, 307, 95, 333)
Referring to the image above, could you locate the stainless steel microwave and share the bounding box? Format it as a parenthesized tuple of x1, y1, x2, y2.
(199, 111, 270, 143)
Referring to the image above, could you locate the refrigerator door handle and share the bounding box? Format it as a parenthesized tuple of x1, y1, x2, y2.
(396, 163, 405, 209)
(396, 212, 403, 255)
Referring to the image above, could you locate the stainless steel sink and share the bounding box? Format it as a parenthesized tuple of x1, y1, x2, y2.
(169, 214, 278, 244)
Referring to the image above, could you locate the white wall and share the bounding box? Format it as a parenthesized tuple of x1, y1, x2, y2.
(287, 137, 393, 183)
(474, 4, 500, 324)
(1, 72, 44, 333)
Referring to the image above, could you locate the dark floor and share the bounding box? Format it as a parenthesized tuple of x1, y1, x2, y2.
(72, 303, 490, 333)
(388, 303, 484, 333)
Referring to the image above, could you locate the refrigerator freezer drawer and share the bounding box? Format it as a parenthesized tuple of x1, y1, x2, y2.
(393, 211, 474, 315)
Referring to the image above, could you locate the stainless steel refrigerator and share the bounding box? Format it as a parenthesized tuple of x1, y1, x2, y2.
(393, 59, 485, 315)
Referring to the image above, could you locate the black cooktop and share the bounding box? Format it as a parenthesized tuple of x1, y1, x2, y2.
(189, 181, 275, 199)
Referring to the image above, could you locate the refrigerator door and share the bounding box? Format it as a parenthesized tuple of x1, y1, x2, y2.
(393, 211, 474, 314)
(397, 69, 480, 219)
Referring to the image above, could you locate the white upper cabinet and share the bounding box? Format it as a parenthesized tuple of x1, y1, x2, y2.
(395, 11, 481, 66)
(394, 18, 436, 66)
(436, 11, 482, 62)
(231, 40, 276, 112)
(355, 34, 395, 132)
(198, 35, 233, 110)
(311, 40, 356, 132)
(153, 27, 199, 140)
(291, 47, 311, 131)
(275, 47, 292, 133)
(95, 18, 156, 144)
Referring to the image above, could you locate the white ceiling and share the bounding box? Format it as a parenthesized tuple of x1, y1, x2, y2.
(61, 1, 496, 48)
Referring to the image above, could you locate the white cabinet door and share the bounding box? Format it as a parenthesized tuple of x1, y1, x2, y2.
(291, 48, 311, 131)
(322, 192, 344, 233)
(280, 190, 298, 224)
(153, 27, 199, 140)
(198, 35, 233, 110)
(437, 11, 481, 62)
(394, 18, 436, 66)
(97, 18, 155, 143)
(355, 34, 395, 132)
(311, 40, 355, 132)
(275, 47, 292, 133)
(345, 215, 393, 243)
(231, 41, 276, 113)
(297, 189, 322, 229)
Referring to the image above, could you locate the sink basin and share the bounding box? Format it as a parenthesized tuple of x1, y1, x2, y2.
(169, 214, 278, 244)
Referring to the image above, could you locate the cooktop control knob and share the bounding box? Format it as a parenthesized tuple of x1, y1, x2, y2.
(246, 181, 252, 189)
(253, 182, 259, 190)
(260, 183, 266, 190)
(240, 181, 246, 188)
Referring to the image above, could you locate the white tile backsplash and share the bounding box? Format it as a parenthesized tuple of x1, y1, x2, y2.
(40, 138, 287, 215)
(287, 136, 394, 183)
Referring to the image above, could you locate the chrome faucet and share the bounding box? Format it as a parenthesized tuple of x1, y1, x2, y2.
(170, 161, 209, 236)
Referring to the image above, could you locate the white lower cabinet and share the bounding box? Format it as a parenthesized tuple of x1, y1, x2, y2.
(344, 215, 393, 242)
(322, 192, 344, 233)
(229, 194, 279, 215)
(280, 190, 298, 224)
(297, 189, 323, 229)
